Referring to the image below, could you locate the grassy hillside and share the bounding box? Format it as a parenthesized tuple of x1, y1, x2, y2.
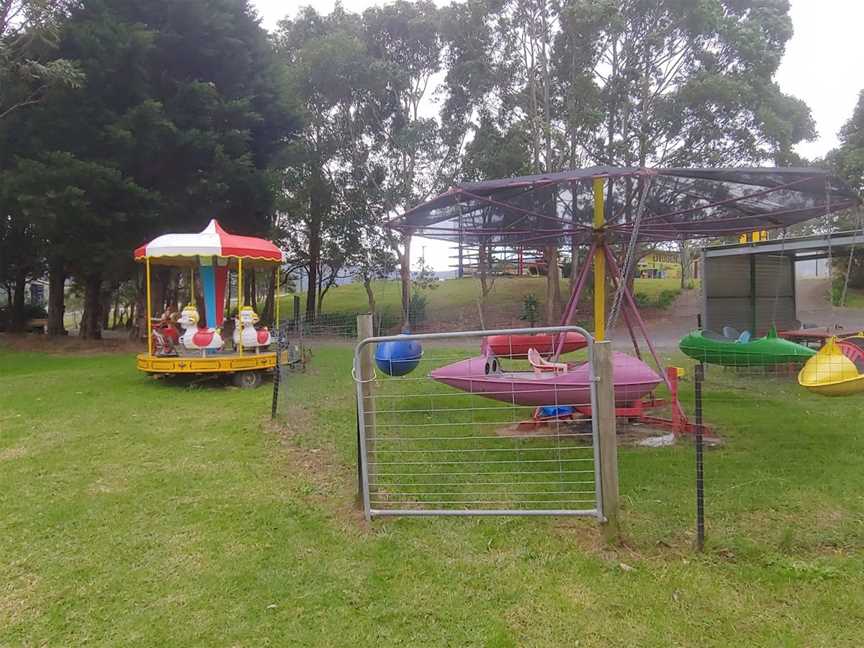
(284, 276, 683, 322)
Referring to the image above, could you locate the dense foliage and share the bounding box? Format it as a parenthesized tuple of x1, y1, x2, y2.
(2, 0, 858, 334)
(0, 0, 296, 335)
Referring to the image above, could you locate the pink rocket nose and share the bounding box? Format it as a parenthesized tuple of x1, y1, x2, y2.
(430, 356, 502, 380)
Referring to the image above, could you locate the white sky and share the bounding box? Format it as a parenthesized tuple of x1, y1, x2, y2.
(253, 0, 864, 269)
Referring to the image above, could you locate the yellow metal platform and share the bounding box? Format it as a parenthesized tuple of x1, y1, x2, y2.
(136, 351, 283, 374)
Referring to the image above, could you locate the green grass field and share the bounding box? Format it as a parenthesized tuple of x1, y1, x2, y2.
(842, 287, 864, 308)
(285, 276, 683, 320)
(2, 342, 864, 646)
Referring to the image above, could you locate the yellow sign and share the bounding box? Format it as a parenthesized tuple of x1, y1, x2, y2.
(739, 230, 768, 244)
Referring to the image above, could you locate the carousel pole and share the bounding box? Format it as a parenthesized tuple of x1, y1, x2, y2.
(275, 265, 280, 328)
(593, 177, 606, 341)
(145, 257, 153, 357)
(237, 258, 244, 356)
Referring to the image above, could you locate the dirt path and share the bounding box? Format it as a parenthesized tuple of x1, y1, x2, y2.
(609, 287, 701, 350)
(795, 278, 863, 331)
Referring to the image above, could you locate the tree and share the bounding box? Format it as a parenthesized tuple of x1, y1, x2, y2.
(441, 0, 816, 321)
(362, 0, 451, 328)
(0, 0, 83, 119)
(824, 90, 864, 298)
(0, 0, 295, 337)
(276, 6, 383, 320)
(830, 89, 864, 194)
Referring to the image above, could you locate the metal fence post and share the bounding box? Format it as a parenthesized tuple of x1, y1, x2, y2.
(594, 341, 620, 541)
(270, 330, 282, 420)
(356, 314, 376, 514)
(694, 363, 705, 551)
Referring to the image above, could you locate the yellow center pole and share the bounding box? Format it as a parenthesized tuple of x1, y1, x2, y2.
(190, 268, 194, 306)
(237, 258, 243, 356)
(593, 177, 606, 341)
(145, 257, 153, 357)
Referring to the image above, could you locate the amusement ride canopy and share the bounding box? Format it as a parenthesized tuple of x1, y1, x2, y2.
(134, 219, 283, 266)
(391, 166, 860, 245)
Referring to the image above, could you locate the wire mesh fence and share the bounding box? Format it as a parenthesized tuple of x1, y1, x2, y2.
(353, 326, 603, 519)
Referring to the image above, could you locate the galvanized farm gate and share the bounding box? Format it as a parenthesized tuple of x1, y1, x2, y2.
(353, 321, 619, 528)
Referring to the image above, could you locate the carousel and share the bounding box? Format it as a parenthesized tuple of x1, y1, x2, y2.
(134, 219, 284, 388)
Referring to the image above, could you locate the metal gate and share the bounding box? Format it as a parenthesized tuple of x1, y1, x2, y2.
(353, 326, 603, 520)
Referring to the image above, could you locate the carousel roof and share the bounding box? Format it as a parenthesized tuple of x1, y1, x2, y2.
(134, 219, 283, 266)
(391, 166, 860, 246)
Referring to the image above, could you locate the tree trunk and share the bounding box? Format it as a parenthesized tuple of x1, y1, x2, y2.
(305, 256, 319, 322)
(306, 171, 325, 320)
(363, 276, 376, 314)
(680, 241, 691, 290)
(569, 238, 580, 293)
(9, 268, 27, 332)
(478, 244, 495, 325)
(250, 271, 259, 313)
(79, 274, 103, 339)
(101, 284, 114, 331)
(130, 290, 145, 340)
(399, 234, 411, 330)
(262, 271, 275, 327)
(544, 246, 562, 325)
(153, 268, 169, 314)
(47, 258, 67, 336)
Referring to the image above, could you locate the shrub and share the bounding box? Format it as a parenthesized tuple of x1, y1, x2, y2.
(520, 293, 540, 327)
(408, 292, 427, 328)
(656, 289, 679, 309)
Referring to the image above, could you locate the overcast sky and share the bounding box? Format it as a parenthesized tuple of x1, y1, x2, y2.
(252, 0, 864, 269)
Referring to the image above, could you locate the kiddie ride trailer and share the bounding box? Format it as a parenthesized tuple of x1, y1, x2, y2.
(134, 219, 284, 388)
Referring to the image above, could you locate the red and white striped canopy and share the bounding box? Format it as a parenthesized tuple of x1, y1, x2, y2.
(134, 219, 283, 265)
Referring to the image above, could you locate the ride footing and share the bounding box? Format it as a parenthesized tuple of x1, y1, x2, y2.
(518, 367, 713, 437)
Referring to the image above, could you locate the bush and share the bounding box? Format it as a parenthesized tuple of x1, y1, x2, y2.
(634, 293, 652, 308)
(656, 289, 679, 309)
(408, 292, 427, 328)
(633, 288, 679, 310)
(520, 293, 540, 327)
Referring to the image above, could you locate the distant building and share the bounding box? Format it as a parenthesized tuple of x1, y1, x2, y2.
(637, 251, 682, 279)
(0, 278, 49, 307)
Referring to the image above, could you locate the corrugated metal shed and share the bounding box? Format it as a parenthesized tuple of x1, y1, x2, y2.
(701, 230, 864, 335)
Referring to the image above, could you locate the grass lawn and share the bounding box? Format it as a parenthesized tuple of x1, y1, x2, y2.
(284, 276, 683, 320)
(2, 342, 864, 645)
(841, 287, 864, 308)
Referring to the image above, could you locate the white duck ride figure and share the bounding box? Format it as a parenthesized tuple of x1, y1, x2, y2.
(233, 306, 272, 352)
(177, 304, 223, 356)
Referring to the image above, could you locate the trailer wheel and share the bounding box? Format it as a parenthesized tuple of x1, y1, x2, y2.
(233, 370, 263, 389)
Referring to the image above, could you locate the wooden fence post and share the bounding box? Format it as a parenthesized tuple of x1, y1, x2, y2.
(594, 341, 620, 541)
(357, 313, 376, 502)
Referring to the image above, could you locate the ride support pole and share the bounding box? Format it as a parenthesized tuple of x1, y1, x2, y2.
(145, 257, 153, 357)
(275, 266, 280, 329)
(593, 177, 606, 341)
(238, 258, 243, 356)
(695, 363, 705, 551)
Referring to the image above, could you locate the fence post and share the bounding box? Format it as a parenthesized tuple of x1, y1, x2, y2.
(594, 341, 620, 541)
(292, 295, 301, 333)
(694, 363, 705, 551)
(356, 313, 376, 506)
(271, 332, 282, 420)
